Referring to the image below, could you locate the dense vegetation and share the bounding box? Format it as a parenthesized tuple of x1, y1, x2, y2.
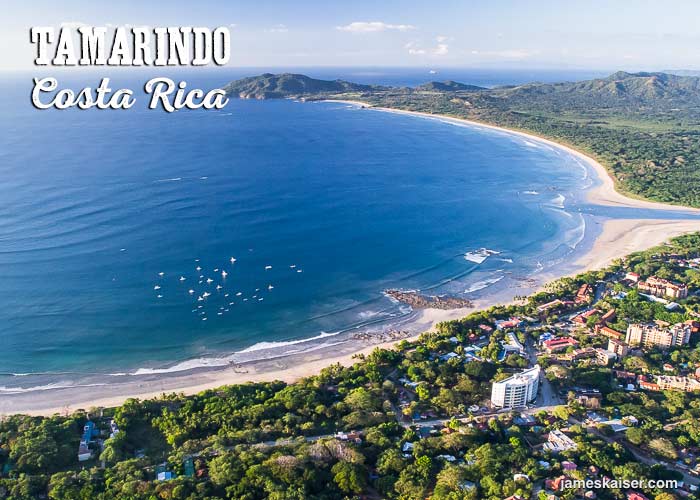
(4, 233, 700, 498)
(225, 71, 700, 207)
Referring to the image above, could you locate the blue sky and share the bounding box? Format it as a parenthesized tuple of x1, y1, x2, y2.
(3, 0, 699, 70)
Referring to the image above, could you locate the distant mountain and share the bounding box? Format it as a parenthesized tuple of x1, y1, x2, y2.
(415, 80, 486, 92)
(224, 72, 700, 111)
(223, 73, 380, 99)
(494, 71, 700, 107)
(663, 69, 700, 77)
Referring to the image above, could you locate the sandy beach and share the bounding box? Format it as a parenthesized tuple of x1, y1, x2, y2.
(4, 101, 700, 416)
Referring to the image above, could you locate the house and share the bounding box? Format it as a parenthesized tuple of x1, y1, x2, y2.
(627, 492, 650, 500)
(561, 460, 578, 471)
(156, 463, 176, 481)
(496, 318, 524, 330)
(546, 475, 566, 491)
(544, 337, 579, 353)
(439, 352, 460, 362)
(77, 443, 92, 462)
(625, 272, 640, 283)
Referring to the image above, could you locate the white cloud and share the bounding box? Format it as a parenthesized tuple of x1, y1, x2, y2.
(435, 35, 449, 43)
(265, 24, 288, 33)
(336, 21, 415, 33)
(406, 39, 449, 56)
(433, 43, 449, 55)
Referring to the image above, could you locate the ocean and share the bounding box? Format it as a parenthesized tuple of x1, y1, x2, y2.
(0, 67, 674, 393)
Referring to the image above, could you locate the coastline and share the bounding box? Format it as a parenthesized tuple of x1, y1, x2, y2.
(4, 100, 700, 416)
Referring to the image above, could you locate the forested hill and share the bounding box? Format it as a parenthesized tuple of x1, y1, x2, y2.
(225, 71, 700, 207)
(222, 73, 383, 99)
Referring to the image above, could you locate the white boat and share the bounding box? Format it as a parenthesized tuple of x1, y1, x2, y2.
(188, 289, 195, 294)
(153, 285, 161, 290)
(221, 271, 228, 278)
(206, 278, 214, 284)
(230, 257, 236, 264)
(202, 292, 211, 298)
(179, 276, 186, 281)
(265, 265, 272, 270)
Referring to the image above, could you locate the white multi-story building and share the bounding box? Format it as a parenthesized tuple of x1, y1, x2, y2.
(491, 365, 541, 408)
(625, 322, 691, 349)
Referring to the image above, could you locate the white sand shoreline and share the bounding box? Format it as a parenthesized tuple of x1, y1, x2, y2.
(4, 101, 700, 416)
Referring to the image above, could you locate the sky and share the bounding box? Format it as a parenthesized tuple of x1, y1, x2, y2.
(2, 0, 699, 71)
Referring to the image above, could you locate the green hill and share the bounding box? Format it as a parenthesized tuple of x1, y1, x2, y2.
(223, 73, 381, 99)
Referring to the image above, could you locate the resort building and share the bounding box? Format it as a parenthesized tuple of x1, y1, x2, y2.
(543, 337, 578, 353)
(596, 325, 623, 340)
(655, 375, 700, 392)
(625, 322, 691, 349)
(575, 284, 593, 304)
(543, 429, 578, 453)
(637, 276, 688, 299)
(491, 365, 540, 408)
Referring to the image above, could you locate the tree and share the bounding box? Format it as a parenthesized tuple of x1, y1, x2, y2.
(331, 461, 366, 494)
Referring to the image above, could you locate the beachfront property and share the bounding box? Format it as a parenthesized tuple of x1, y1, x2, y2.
(78, 421, 96, 462)
(625, 322, 691, 349)
(491, 365, 540, 408)
(637, 276, 688, 299)
(543, 429, 578, 453)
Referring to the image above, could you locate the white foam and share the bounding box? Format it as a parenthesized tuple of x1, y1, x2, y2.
(237, 331, 340, 354)
(464, 275, 505, 294)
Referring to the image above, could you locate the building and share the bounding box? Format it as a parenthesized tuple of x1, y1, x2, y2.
(655, 375, 700, 392)
(625, 272, 640, 283)
(625, 323, 691, 349)
(637, 276, 688, 299)
(573, 309, 599, 325)
(607, 338, 629, 357)
(573, 389, 602, 409)
(575, 284, 593, 304)
(599, 309, 616, 325)
(543, 337, 579, 353)
(544, 429, 578, 453)
(491, 365, 541, 408)
(597, 325, 623, 340)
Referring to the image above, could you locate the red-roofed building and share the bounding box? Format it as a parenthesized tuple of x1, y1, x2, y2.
(597, 326, 623, 340)
(573, 309, 599, 325)
(544, 337, 579, 353)
(625, 272, 640, 283)
(627, 492, 650, 500)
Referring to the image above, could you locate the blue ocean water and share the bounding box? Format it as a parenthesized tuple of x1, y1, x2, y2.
(0, 68, 672, 390)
